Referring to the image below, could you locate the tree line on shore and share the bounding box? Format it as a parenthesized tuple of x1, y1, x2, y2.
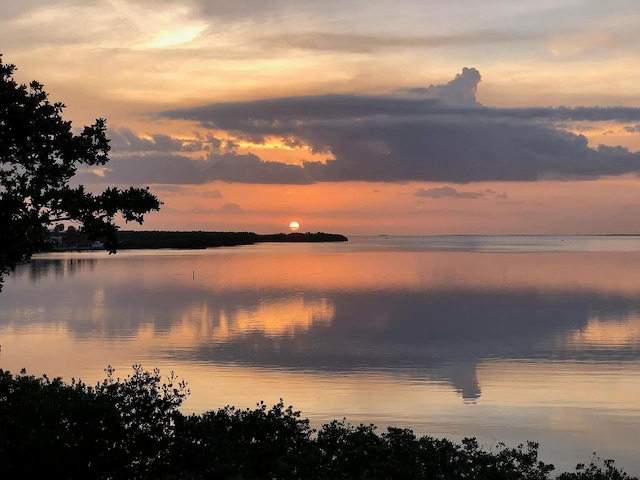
(46, 229, 348, 251)
(0, 366, 635, 480)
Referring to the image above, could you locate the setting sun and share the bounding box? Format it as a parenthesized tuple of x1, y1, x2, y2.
(289, 221, 300, 231)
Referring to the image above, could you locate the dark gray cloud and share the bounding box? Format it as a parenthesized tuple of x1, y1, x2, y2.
(299, 117, 640, 183)
(108, 128, 220, 153)
(497, 107, 640, 122)
(156, 67, 640, 184)
(100, 127, 313, 185)
(163, 94, 443, 127)
(200, 152, 313, 184)
(161, 61, 640, 128)
(82, 68, 640, 187)
(624, 124, 640, 133)
(415, 186, 485, 199)
(104, 154, 202, 184)
(100, 152, 313, 185)
(163, 97, 640, 129)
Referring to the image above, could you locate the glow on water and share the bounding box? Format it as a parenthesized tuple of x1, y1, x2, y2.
(1, 235, 640, 475)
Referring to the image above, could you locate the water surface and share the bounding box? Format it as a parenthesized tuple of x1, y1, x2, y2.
(1, 235, 639, 474)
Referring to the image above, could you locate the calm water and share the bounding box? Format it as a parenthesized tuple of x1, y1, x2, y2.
(1, 235, 640, 474)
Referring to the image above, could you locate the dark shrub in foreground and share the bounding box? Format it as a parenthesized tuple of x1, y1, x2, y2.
(0, 367, 636, 480)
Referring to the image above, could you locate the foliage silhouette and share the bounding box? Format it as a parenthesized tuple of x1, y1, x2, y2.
(0, 54, 161, 289)
(0, 365, 188, 478)
(113, 231, 347, 250)
(0, 366, 636, 479)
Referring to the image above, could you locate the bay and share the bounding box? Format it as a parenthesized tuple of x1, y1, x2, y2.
(1, 235, 639, 474)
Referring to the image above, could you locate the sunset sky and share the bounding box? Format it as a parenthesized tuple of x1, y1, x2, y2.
(2, 0, 640, 235)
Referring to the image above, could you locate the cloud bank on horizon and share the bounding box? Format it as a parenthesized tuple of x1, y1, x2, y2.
(96, 68, 640, 186)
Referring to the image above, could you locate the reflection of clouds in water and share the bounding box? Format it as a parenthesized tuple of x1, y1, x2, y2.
(178, 297, 334, 340)
(5, 249, 640, 403)
(446, 361, 481, 402)
(170, 289, 640, 401)
(564, 315, 640, 349)
(4, 246, 640, 475)
(4, 280, 640, 400)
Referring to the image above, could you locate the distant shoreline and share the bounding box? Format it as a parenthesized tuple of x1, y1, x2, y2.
(48, 230, 348, 251)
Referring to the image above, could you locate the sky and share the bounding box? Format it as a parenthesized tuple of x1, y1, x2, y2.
(2, 0, 640, 235)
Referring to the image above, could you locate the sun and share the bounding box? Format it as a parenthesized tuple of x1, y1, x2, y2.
(289, 221, 300, 231)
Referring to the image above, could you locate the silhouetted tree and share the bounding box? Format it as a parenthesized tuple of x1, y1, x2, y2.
(0, 54, 161, 289)
(0, 366, 636, 479)
(0, 365, 189, 478)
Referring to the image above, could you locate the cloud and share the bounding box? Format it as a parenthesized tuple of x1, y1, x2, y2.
(259, 31, 540, 54)
(200, 152, 313, 184)
(98, 152, 314, 185)
(202, 189, 223, 199)
(108, 128, 220, 153)
(166, 202, 244, 217)
(151, 185, 190, 194)
(95, 127, 314, 185)
(624, 124, 640, 133)
(186, 0, 284, 19)
(397, 67, 481, 107)
(220, 202, 242, 213)
(157, 68, 640, 184)
(415, 187, 485, 199)
(495, 107, 640, 122)
(101, 154, 202, 184)
(0, 1, 47, 18)
(152, 185, 223, 198)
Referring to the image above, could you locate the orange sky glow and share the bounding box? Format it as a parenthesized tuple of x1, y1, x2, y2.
(2, 0, 640, 235)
